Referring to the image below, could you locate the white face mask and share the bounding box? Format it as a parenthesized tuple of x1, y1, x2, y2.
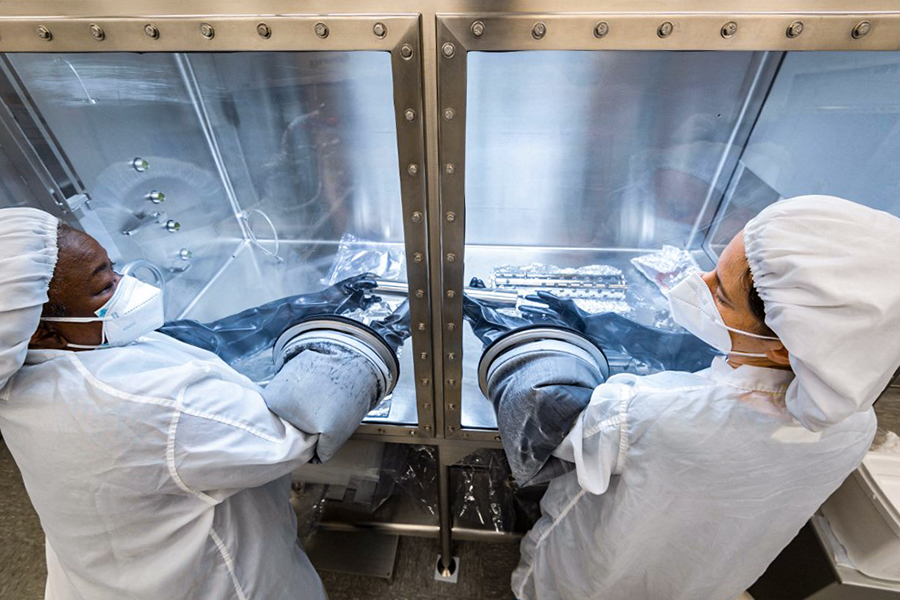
(667, 272, 779, 358)
(42, 275, 165, 349)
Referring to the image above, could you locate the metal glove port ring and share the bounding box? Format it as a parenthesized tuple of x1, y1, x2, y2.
(274, 315, 400, 397)
(477, 325, 610, 398)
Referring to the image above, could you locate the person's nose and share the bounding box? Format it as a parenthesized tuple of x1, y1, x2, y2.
(700, 271, 716, 294)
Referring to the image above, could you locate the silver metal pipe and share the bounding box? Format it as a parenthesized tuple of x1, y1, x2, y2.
(437, 446, 454, 577)
(375, 279, 519, 305)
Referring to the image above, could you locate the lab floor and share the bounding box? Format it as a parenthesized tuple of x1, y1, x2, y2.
(2, 398, 898, 600)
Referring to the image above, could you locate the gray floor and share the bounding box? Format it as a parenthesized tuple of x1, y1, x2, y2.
(1, 394, 898, 600)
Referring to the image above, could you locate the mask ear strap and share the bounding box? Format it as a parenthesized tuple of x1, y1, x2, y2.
(66, 343, 106, 350)
(723, 324, 779, 341)
(41, 316, 110, 323)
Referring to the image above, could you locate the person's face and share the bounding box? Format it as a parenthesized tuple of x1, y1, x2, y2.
(29, 227, 120, 350)
(700, 230, 791, 368)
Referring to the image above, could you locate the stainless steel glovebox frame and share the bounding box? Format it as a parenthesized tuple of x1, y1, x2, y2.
(2, 1, 899, 576)
(434, 6, 900, 445)
(0, 11, 436, 441)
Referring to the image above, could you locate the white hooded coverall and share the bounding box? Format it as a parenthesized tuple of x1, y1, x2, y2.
(1, 332, 332, 600)
(509, 359, 875, 600)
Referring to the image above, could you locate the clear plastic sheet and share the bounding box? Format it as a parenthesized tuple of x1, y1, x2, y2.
(630, 245, 700, 295)
(452, 449, 517, 532)
(291, 482, 329, 544)
(383, 444, 439, 517)
(323, 234, 406, 286)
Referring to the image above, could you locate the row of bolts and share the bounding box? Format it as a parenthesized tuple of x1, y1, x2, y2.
(30, 18, 875, 45)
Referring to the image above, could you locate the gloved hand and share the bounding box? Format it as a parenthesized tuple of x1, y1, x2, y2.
(518, 290, 589, 331)
(159, 273, 379, 364)
(368, 300, 411, 354)
(521, 290, 719, 373)
(462, 295, 532, 346)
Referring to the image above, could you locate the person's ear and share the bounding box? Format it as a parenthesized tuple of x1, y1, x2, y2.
(29, 321, 69, 350)
(766, 343, 791, 367)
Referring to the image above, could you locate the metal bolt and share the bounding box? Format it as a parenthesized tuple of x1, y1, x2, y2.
(420, 352, 428, 360)
(446, 211, 456, 222)
(200, 23, 215, 39)
(90, 24, 105, 41)
(594, 21, 610, 38)
(411, 211, 423, 223)
(448, 426, 456, 433)
(532, 22, 547, 39)
(658, 21, 674, 38)
(449, 403, 457, 410)
(446, 253, 457, 262)
(315, 22, 329, 38)
(446, 290, 456, 299)
(144, 24, 160, 39)
(441, 42, 456, 58)
(443, 107, 455, 121)
(721, 21, 738, 38)
(444, 164, 455, 175)
(462, 432, 470, 439)
(147, 190, 165, 204)
(407, 163, 419, 176)
(417, 322, 426, 331)
(786, 20, 804, 38)
(448, 352, 456, 361)
(852, 20, 871, 39)
(400, 44, 414, 59)
(415, 288, 425, 299)
(494, 435, 501, 442)
(36, 25, 52, 41)
(373, 22, 387, 38)
(165, 220, 181, 233)
(447, 379, 456, 387)
(447, 322, 456, 331)
(377, 428, 386, 434)
(404, 108, 417, 122)
(424, 425, 432, 432)
(471, 20, 485, 37)
(257, 22, 272, 39)
(132, 157, 149, 172)
(409, 430, 418, 437)
(420, 378, 430, 386)
(424, 403, 431, 410)
(179, 248, 193, 261)
(413, 252, 423, 263)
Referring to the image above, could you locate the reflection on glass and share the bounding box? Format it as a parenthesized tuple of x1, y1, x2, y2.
(461, 50, 769, 429)
(4, 51, 414, 424)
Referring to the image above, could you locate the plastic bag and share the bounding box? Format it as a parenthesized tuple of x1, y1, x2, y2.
(322, 233, 406, 286)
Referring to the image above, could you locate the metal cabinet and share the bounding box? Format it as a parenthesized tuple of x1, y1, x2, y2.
(2, 0, 900, 577)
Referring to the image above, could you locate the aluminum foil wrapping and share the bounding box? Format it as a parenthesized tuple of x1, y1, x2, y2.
(630, 245, 700, 294)
(491, 263, 631, 315)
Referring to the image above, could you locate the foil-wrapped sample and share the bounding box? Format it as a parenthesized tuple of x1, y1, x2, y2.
(630, 245, 700, 294)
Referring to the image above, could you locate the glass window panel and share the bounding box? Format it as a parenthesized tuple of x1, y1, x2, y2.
(4, 51, 413, 424)
(461, 50, 769, 429)
(708, 51, 900, 254)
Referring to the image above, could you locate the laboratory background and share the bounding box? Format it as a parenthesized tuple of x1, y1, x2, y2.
(1, 2, 900, 599)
